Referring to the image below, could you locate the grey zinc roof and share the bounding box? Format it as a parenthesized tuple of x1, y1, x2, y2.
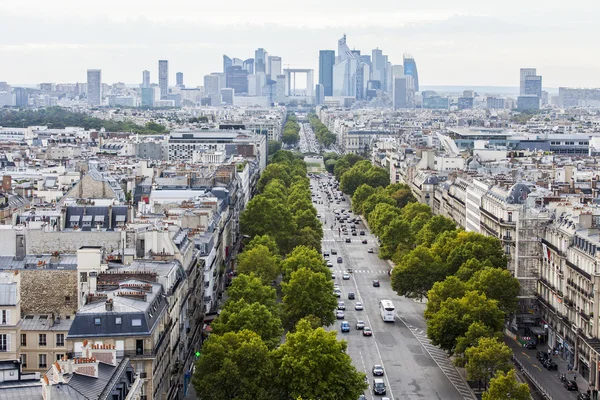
(68, 279, 167, 339)
(20, 315, 73, 332)
(0, 381, 44, 400)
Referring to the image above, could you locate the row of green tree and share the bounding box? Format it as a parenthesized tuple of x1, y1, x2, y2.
(323, 152, 390, 196)
(308, 113, 337, 147)
(348, 173, 529, 398)
(0, 107, 167, 134)
(282, 113, 301, 145)
(193, 150, 367, 399)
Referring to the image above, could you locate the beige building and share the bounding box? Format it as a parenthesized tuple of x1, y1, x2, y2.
(19, 314, 72, 373)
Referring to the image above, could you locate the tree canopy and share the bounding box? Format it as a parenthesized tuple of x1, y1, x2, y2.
(236, 244, 281, 285)
(483, 370, 530, 400)
(272, 319, 368, 400)
(192, 330, 276, 400)
(282, 268, 337, 329)
(225, 274, 279, 312)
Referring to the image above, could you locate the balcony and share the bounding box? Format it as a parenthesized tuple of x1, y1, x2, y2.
(580, 311, 590, 321)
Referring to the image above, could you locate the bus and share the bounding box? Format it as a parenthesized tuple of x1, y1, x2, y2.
(379, 300, 395, 322)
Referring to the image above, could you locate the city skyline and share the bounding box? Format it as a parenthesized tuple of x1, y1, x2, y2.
(2, 0, 599, 88)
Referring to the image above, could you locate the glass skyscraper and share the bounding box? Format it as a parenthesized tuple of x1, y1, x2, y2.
(403, 54, 419, 92)
(158, 60, 168, 99)
(319, 50, 335, 97)
(87, 69, 102, 106)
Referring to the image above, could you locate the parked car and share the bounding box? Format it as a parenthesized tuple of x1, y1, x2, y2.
(525, 341, 536, 349)
(577, 393, 591, 400)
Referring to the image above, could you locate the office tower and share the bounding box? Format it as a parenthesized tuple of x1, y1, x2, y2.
(359, 55, 371, 67)
(176, 72, 184, 87)
(225, 66, 248, 94)
(463, 90, 475, 98)
(333, 35, 360, 97)
(524, 75, 542, 98)
(371, 49, 385, 86)
(86, 69, 102, 106)
(276, 75, 286, 104)
(142, 70, 150, 88)
(220, 88, 234, 105)
(158, 60, 168, 99)
(204, 74, 221, 104)
(520, 68, 537, 95)
(255, 48, 268, 74)
(232, 58, 243, 67)
(319, 50, 335, 97)
(248, 74, 260, 96)
(243, 58, 255, 75)
(487, 97, 505, 109)
(457, 97, 474, 109)
(393, 77, 407, 110)
(268, 56, 282, 81)
(315, 84, 325, 105)
(141, 87, 156, 107)
(517, 95, 541, 110)
(0, 82, 10, 92)
(403, 54, 419, 92)
(391, 65, 404, 78)
(14, 87, 29, 106)
(223, 55, 232, 73)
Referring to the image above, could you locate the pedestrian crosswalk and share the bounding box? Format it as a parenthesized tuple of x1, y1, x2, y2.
(331, 270, 387, 274)
(399, 317, 477, 400)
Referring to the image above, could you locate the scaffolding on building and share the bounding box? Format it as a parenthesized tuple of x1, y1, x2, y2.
(515, 195, 552, 327)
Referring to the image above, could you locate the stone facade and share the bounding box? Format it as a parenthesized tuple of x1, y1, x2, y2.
(21, 270, 78, 315)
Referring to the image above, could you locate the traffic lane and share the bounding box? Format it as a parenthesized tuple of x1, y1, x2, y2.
(507, 340, 580, 400)
(341, 248, 464, 400)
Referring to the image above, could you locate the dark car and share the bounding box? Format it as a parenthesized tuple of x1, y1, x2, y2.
(565, 380, 578, 391)
(543, 359, 557, 370)
(578, 393, 591, 400)
(345, 238, 351, 243)
(525, 341, 536, 349)
(362, 239, 368, 244)
(337, 256, 343, 263)
(373, 280, 380, 287)
(352, 231, 357, 236)
(348, 292, 355, 300)
(360, 231, 366, 235)
(331, 249, 338, 255)
(373, 379, 386, 395)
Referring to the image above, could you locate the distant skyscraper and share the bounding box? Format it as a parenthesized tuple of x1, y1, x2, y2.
(225, 66, 248, 94)
(268, 56, 282, 81)
(141, 87, 156, 107)
(176, 72, 184, 87)
(315, 84, 325, 105)
(517, 95, 541, 110)
(393, 77, 407, 110)
(86, 69, 102, 106)
(14, 87, 28, 107)
(243, 58, 255, 75)
(223, 55, 232, 73)
(204, 74, 221, 105)
(520, 68, 537, 95)
(391, 65, 404, 79)
(319, 50, 335, 97)
(524, 75, 542, 98)
(255, 48, 268, 74)
(371, 49, 385, 86)
(332, 35, 360, 97)
(158, 60, 168, 99)
(142, 70, 150, 88)
(220, 88, 234, 105)
(403, 54, 419, 92)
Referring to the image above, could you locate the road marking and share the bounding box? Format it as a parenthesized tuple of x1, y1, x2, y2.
(401, 318, 477, 400)
(534, 364, 542, 371)
(521, 352, 530, 359)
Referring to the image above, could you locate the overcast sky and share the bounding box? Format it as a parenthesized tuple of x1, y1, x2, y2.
(1, 0, 599, 88)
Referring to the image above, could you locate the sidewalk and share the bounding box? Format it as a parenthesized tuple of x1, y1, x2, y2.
(506, 336, 589, 399)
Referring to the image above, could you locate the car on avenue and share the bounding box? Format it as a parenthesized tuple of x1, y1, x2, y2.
(343, 273, 351, 280)
(363, 327, 373, 336)
(336, 310, 345, 319)
(337, 301, 346, 310)
(354, 302, 364, 311)
(372, 365, 384, 376)
(356, 320, 365, 330)
(373, 280, 380, 287)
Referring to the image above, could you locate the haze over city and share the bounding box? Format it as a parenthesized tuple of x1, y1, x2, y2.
(2, 0, 600, 87)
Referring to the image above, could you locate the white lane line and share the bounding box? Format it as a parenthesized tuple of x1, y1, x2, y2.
(349, 273, 399, 400)
(398, 317, 476, 400)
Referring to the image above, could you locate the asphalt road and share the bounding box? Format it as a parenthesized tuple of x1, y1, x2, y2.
(311, 175, 475, 400)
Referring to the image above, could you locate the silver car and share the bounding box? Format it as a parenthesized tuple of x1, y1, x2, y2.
(355, 302, 364, 311)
